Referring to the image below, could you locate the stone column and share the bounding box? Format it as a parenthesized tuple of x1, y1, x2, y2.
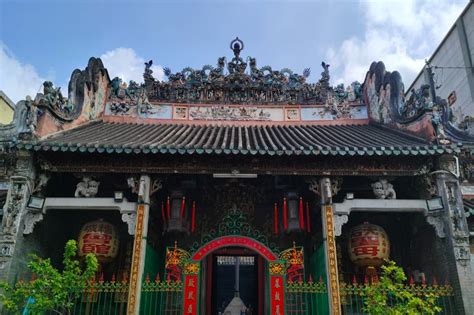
(435, 171, 474, 315)
(309, 177, 342, 315)
(127, 174, 151, 315)
(0, 151, 34, 283)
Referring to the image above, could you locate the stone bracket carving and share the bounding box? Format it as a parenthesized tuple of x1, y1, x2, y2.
(121, 212, 136, 235)
(23, 210, 44, 235)
(333, 214, 348, 237)
(425, 214, 446, 238)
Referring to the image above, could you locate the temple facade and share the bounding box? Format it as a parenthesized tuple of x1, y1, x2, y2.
(0, 38, 473, 314)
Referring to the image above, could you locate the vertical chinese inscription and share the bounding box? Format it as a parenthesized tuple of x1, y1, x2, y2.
(183, 274, 198, 315)
(324, 205, 341, 315)
(183, 262, 200, 315)
(127, 203, 145, 314)
(269, 261, 286, 315)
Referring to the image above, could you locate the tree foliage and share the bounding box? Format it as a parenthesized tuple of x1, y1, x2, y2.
(362, 260, 442, 315)
(0, 240, 98, 315)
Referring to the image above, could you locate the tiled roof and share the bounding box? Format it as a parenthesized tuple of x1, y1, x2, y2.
(18, 121, 460, 156)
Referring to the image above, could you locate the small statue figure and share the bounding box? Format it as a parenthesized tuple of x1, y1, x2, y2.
(110, 77, 132, 99)
(144, 59, 154, 81)
(431, 105, 447, 143)
(75, 176, 100, 197)
(228, 37, 247, 74)
(320, 62, 330, 85)
(372, 180, 396, 199)
(230, 37, 244, 60)
(36, 81, 75, 117)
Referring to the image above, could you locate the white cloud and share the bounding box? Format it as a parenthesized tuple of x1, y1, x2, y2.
(327, 0, 467, 86)
(0, 45, 165, 105)
(100, 47, 165, 83)
(0, 43, 47, 104)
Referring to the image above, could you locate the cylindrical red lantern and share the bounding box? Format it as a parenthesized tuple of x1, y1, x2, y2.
(274, 203, 279, 235)
(305, 202, 311, 233)
(348, 222, 390, 268)
(161, 202, 167, 224)
(78, 219, 119, 264)
(180, 197, 186, 219)
(298, 197, 305, 231)
(191, 201, 196, 233)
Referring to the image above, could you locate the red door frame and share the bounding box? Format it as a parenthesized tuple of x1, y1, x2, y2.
(184, 236, 283, 315)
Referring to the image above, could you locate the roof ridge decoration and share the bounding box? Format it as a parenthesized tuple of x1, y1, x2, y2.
(363, 61, 474, 145)
(34, 57, 109, 123)
(137, 37, 362, 105)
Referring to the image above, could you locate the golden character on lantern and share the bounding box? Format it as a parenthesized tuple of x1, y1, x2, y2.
(78, 219, 119, 264)
(348, 222, 390, 271)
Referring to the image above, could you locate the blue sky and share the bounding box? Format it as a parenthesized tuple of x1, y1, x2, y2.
(0, 0, 469, 103)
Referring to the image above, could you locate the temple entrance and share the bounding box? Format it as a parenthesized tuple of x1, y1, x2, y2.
(208, 248, 263, 315)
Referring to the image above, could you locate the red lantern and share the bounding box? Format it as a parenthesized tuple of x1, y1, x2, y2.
(78, 219, 119, 264)
(348, 222, 390, 268)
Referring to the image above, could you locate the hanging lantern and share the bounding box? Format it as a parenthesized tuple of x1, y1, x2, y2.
(284, 192, 304, 232)
(165, 191, 189, 233)
(78, 219, 119, 264)
(348, 222, 390, 268)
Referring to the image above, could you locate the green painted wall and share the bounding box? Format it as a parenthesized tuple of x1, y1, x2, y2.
(310, 244, 330, 314)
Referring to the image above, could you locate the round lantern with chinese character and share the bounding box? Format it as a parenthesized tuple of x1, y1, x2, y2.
(78, 219, 119, 264)
(348, 222, 390, 268)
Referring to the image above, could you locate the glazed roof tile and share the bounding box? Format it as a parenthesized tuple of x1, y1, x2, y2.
(18, 121, 460, 156)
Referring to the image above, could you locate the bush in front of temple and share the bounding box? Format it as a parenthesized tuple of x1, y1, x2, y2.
(362, 260, 442, 315)
(0, 240, 98, 314)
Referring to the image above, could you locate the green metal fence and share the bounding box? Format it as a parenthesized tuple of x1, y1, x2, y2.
(13, 276, 456, 314)
(340, 282, 456, 315)
(14, 276, 183, 315)
(140, 276, 183, 315)
(68, 279, 129, 315)
(285, 279, 328, 315)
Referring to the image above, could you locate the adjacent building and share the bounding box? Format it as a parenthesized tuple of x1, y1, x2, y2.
(407, 1, 474, 284)
(0, 91, 15, 125)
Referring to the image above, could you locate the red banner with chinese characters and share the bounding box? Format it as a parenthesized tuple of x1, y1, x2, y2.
(270, 275, 285, 315)
(183, 274, 198, 315)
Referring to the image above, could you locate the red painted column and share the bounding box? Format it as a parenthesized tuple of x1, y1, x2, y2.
(269, 261, 286, 315)
(183, 262, 200, 315)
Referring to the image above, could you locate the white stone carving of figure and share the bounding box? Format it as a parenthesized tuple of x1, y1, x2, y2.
(75, 177, 100, 197)
(372, 179, 396, 199)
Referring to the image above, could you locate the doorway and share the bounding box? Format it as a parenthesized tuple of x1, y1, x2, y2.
(206, 248, 264, 315)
